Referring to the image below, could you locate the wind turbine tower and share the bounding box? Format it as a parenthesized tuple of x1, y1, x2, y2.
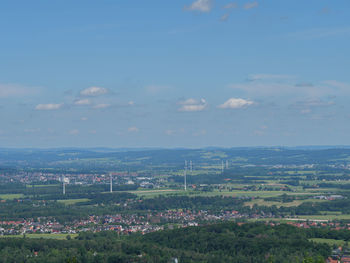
(221, 160, 224, 173)
(184, 160, 187, 191)
(190, 160, 193, 175)
(63, 179, 66, 195)
(62, 176, 68, 195)
(226, 160, 229, 169)
(110, 173, 113, 193)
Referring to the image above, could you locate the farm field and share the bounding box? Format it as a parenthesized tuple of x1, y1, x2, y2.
(57, 198, 90, 205)
(297, 214, 350, 220)
(244, 198, 326, 208)
(0, 194, 24, 200)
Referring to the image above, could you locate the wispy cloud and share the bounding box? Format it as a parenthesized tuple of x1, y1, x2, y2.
(74, 99, 91, 105)
(178, 98, 207, 112)
(224, 2, 238, 9)
(69, 129, 79, 135)
(220, 2, 238, 22)
(184, 0, 213, 13)
(80, 86, 109, 97)
(24, 128, 41, 133)
(218, 98, 254, 109)
(128, 126, 139, 133)
(93, 103, 111, 109)
(295, 82, 314, 87)
(292, 99, 335, 114)
(221, 13, 230, 21)
(0, 84, 39, 98)
(244, 1, 258, 9)
(145, 85, 170, 94)
(35, 103, 63, 110)
(231, 76, 350, 99)
(165, 128, 185, 136)
(247, 73, 295, 81)
(323, 80, 350, 90)
(287, 27, 350, 39)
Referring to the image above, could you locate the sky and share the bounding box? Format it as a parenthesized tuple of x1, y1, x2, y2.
(0, 0, 350, 148)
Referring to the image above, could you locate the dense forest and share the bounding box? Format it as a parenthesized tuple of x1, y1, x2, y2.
(0, 222, 332, 262)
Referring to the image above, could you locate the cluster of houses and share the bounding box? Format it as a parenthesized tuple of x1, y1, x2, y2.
(327, 247, 350, 263)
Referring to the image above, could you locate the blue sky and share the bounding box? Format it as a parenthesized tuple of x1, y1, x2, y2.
(0, 0, 350, 148)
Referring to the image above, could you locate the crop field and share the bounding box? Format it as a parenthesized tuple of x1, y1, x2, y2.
(296, 214, 350, 220)
(26, 184, 60, 188)
(244, 199, 324, 208)
(127, 189, 187, 198)
(57, 198, 90, 205)
(0, 194, 24, 200)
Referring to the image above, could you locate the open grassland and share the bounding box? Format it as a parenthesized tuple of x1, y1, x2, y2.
(26, 184, 60, 188)
(127, 189, 187, 198)
(0, 194, 24, 200)
(309, 238, 346, 246)
(244, 198, 326, 208)
(57, 198, 90, 205)
(0, 233, 78, 240)
(127, 188, 323, 199)
(284, 170, 317, 175)
(297, 214, 350, 220)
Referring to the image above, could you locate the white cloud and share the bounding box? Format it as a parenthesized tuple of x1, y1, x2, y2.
(128, 101, 135, 106)
(69, 129, 79, 135)
(224, 2, 237, 9)
(80, 86, 108, 97)
(221, 13, 230, 21)
(184, 0, 213, 13)
(244, 1, 258, 9)
(218, 98, 254, 109)
(178, 98, 207, 112)
(81, 117, 88, 121)
(128, 126, 139, 133)
(93, 103, 111, 109)
(247, 73, 295, 81)
(74, 99, 91, 105)
(35, 103, 63, 110)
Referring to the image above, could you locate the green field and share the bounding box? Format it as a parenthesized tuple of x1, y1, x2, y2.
(0, 233, 78, 240)
(26, 184, 60, 188)
(297, 214, 350, 220)
(57, 198, 90, 205)
(0, 194, 24, 200)
(126, 188, 320, 199)
(127, 189, 187, 198)
(244, 198, 326, 208)
(309, 238, 346, 247)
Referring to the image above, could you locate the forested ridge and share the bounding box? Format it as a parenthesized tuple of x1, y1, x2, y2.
(0, 222, 332, 262)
